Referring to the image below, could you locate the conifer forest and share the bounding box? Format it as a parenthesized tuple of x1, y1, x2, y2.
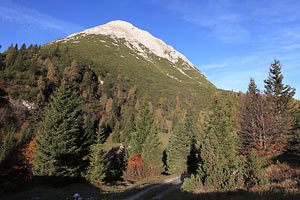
(0, 42, 300, 199)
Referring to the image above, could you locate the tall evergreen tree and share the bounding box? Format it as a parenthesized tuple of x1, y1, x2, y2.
(248, 78, 259, 94)
(197, 100, 244, 191)
(167, 121, 191, 174)
(32, 82, 84, 177)
(264, 59, 295, 152)
(83, 115, 96, 147)
(86, 129, 109, 183)
(141, 124, 164, 173)
(87, 144, 108, 183)
(184, 110, 198, 173)
(131, 101, 153, 154)
(264, 59, 295, 111)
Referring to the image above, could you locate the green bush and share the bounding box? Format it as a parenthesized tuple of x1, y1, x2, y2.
(246, 150, 268, 186)
(181, 174, 202, 192)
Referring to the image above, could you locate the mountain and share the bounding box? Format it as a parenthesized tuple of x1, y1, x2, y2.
(45, 20, 217, 108)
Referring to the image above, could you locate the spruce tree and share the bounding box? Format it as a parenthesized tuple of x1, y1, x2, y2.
(197, 100, 244, 191)
(131, 101, 154, 154)
(141, 124, 164, 173)
(167, 121, 191, 174)
(32, 82, 84, 177)
(264, 59, 295, 111)
(87, 130, 109, 183)
(264, 59, 295, 152)
(83, 114, 96, 148)
(248, 78, 259, 94)
(87, 144, 108, 183)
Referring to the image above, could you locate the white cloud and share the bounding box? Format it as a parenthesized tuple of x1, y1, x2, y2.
(0, 0, 84, 34)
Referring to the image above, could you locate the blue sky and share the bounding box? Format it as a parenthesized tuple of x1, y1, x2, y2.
(1, 0, 300, 99)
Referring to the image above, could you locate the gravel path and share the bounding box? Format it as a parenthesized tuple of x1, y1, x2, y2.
(122, 175, 188, 200)
(124, 176, 181, 200)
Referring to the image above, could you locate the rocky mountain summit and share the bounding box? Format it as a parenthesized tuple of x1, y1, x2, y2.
(48, 20, 216, 108)
(68, 20, 195, 68)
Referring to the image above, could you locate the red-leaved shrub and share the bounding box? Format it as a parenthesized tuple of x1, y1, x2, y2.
(124, 154, 149, 181)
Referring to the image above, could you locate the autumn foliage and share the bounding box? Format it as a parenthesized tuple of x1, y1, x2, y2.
(21, 137, 37, 175)
(123, 154, 148, 181)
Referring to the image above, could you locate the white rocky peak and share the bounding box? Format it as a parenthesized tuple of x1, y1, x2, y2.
(67, 20, 196, 69)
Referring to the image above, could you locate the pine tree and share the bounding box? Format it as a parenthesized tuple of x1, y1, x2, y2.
(131, 101, 154, 154)
(264, 59, 295, 111)
(197, 100, 244, 191)
(264, 59, 295, 153)
(83, 115, 96, 147)
(87, 130, 109, 183)
(167, 121, 190, 174)
(248, 78, 259, 94)
(87, 144, 108, 183)
(141, 124, 164, 173)
(32, 82, 84, 177)
(198, 126, 225, 188)
(184, 111, 198, 173)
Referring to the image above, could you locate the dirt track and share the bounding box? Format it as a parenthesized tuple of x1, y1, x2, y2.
(122, 175, 187, 200)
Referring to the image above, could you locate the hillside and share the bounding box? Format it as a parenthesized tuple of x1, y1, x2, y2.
(45, 20, 217, 109)
(1, 20, 300, 200)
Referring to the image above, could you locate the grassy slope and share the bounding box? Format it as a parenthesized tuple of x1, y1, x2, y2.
(44, 34, 217, 109)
